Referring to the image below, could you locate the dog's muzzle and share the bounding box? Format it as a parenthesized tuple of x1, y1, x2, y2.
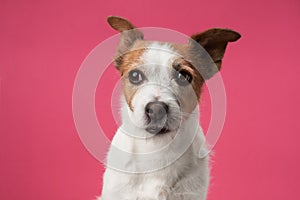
(145, 101, 169, 134)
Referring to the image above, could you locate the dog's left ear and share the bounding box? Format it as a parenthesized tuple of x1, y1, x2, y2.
(107, 16, 144, 70)
(190, 28, 241, 79)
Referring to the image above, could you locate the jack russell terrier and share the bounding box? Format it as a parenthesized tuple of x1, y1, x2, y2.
(99, 16, 240, 200)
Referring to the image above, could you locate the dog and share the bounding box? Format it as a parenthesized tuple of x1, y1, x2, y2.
(98, 16, 240, 200)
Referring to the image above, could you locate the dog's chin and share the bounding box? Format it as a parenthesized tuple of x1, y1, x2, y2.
(145, 126, 170, 135)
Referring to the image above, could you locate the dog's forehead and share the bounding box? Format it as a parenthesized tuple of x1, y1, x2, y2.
(139, 42, 179, 80)
(142, 42, 178, 66)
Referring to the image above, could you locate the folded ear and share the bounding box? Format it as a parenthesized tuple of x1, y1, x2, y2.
(107, 16, 144, 69)
(190, 28, 241, 79)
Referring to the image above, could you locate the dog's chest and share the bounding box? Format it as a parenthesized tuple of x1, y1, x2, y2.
(102, 151, 195, 200)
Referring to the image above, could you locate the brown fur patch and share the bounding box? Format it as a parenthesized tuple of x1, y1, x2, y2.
(171, 44, 205, 100)
(119, 41, 148, 111)
(172, 57, 204, 99)
(119, 43, 146, 75)
(167, 43, 206, 115)
(123, 85, 138, 111)
(107, 16, 135, 32)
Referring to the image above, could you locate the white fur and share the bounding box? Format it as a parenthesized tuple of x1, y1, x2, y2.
(99, 43, 210, 200)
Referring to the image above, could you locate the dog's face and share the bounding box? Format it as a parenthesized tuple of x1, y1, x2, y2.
(107, 16, 241, 135)
(120, 41, 202, 134)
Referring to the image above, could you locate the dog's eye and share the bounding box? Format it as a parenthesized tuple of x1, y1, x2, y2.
(175, 70, 192, 86)
(128, 69, 145, 85)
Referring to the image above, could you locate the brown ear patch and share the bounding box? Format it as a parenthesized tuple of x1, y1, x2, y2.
(190, 28, 241, 79)
(191, 28, 241, 44)
(107, 16, 135, 32)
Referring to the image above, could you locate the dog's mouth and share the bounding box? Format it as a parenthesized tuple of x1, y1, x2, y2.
(145, 126, 170, 135)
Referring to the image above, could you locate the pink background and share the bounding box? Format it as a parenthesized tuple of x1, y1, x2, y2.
(1, 0, 300, 199)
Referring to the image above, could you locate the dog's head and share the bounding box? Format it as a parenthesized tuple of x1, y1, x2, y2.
(107, 16, 240, 135)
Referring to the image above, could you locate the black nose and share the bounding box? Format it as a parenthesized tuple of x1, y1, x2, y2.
(145, 101, 168, 121)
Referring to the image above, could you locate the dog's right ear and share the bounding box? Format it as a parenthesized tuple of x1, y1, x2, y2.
(107, 16, 144, 70)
